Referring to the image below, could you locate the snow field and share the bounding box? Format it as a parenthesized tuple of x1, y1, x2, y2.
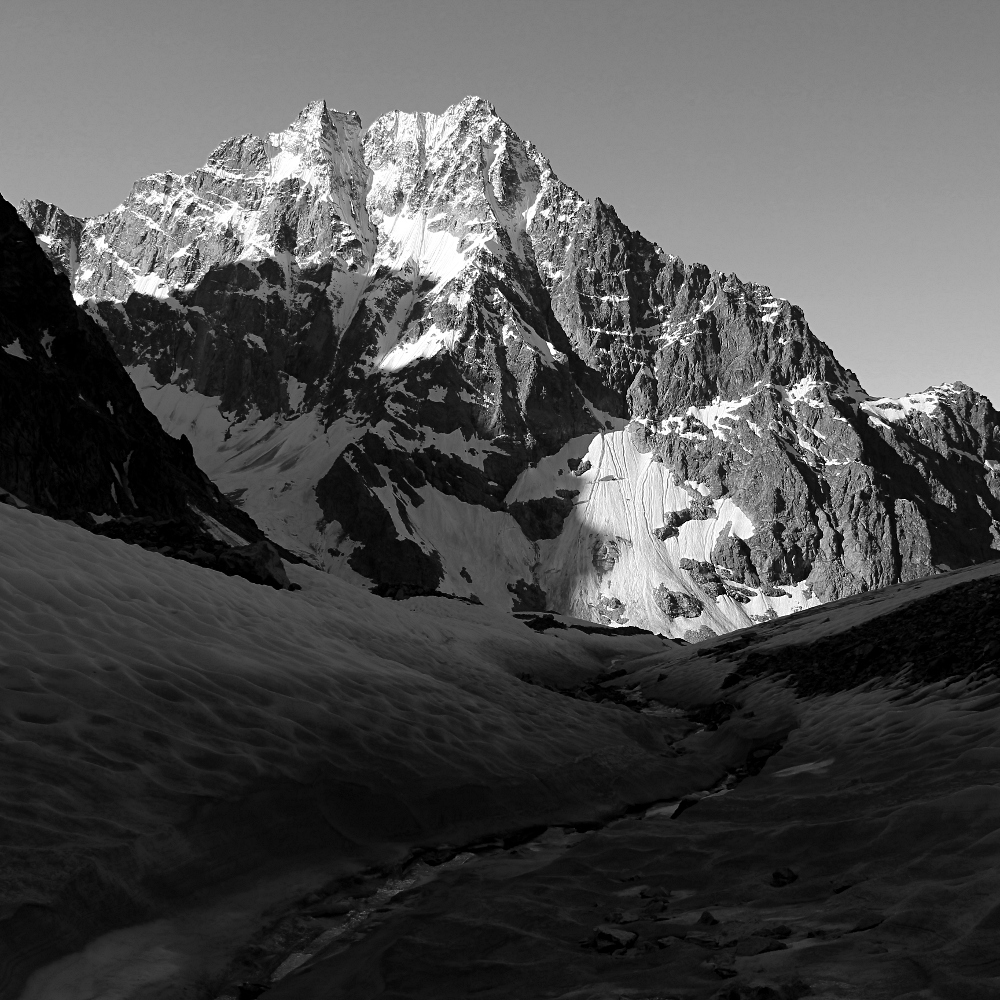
(0, 503, 703, 957)
(128, 367, 369, 569)
(372, 211, 469, 294)
(507, 426, 821, 638)
(2, 340, 28, 360)
(405, 486, 536, 606)
(12, 529, 1000, 998)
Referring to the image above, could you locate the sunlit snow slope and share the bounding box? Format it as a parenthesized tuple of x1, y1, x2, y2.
(19, 98, 1000, 638)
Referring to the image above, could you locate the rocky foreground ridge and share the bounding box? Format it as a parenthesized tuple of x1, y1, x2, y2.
(20, 97, 1000, 637)
(0, 193, 295, 589)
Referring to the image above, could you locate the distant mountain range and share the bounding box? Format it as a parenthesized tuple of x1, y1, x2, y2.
(15, 96, 1000, 637)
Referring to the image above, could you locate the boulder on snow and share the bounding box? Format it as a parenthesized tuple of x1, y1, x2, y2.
(770, 867, 799, 887)
(593, 924, 638, 952)
(218, 541, 293, 590)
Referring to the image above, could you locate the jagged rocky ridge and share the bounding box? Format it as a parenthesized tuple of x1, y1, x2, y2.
(0, 192, 292, 589)
(19, 97, 1000, 636)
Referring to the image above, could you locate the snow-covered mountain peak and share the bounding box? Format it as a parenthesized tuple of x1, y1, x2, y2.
(456, 93, 499, 114)
(265, 100, 366, 190)
(19, 97, 1000, 638)
(363, 95, 551, 295)
(256, 100, 374, 260)
(282, 97, 336, 132)
(23, 100, 377, 304)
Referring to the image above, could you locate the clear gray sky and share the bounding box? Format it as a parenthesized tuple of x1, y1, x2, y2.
(3, 0, 998, 404)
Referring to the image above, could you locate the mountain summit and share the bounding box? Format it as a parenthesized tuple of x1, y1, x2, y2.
(19, 97, 1000, 637)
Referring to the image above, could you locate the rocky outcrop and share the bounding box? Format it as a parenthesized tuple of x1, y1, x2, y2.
(652, 586, 704, 620)
(508, 494, 577, 541)
(18, 199, 83, 284)
(20, 97, 1000, 635)
(654, 499, 716, 540)
(680, 559, 728, 598)
(0, 191, 290, 587)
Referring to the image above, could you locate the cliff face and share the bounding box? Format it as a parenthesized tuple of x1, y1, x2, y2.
(0, 190, 282, 585)
(20, 97, 1000, 637)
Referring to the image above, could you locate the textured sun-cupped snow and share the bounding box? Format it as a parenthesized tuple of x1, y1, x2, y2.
(1, 503, 705, 994)
(14, 511, 1000, 1000)
(0, 505, 684, 864)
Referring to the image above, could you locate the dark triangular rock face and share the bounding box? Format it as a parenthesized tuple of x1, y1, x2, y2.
(19, 97, 1000, 633)
(0, 190, 291, 585)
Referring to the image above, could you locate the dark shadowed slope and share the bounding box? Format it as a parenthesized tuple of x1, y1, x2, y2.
(0, 503, 689, 999)
(0, 191, 303, 587)
(0, 191, 255, 530)
(7, 498, 1000, 998)
(219, 564, 1000, 1000)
